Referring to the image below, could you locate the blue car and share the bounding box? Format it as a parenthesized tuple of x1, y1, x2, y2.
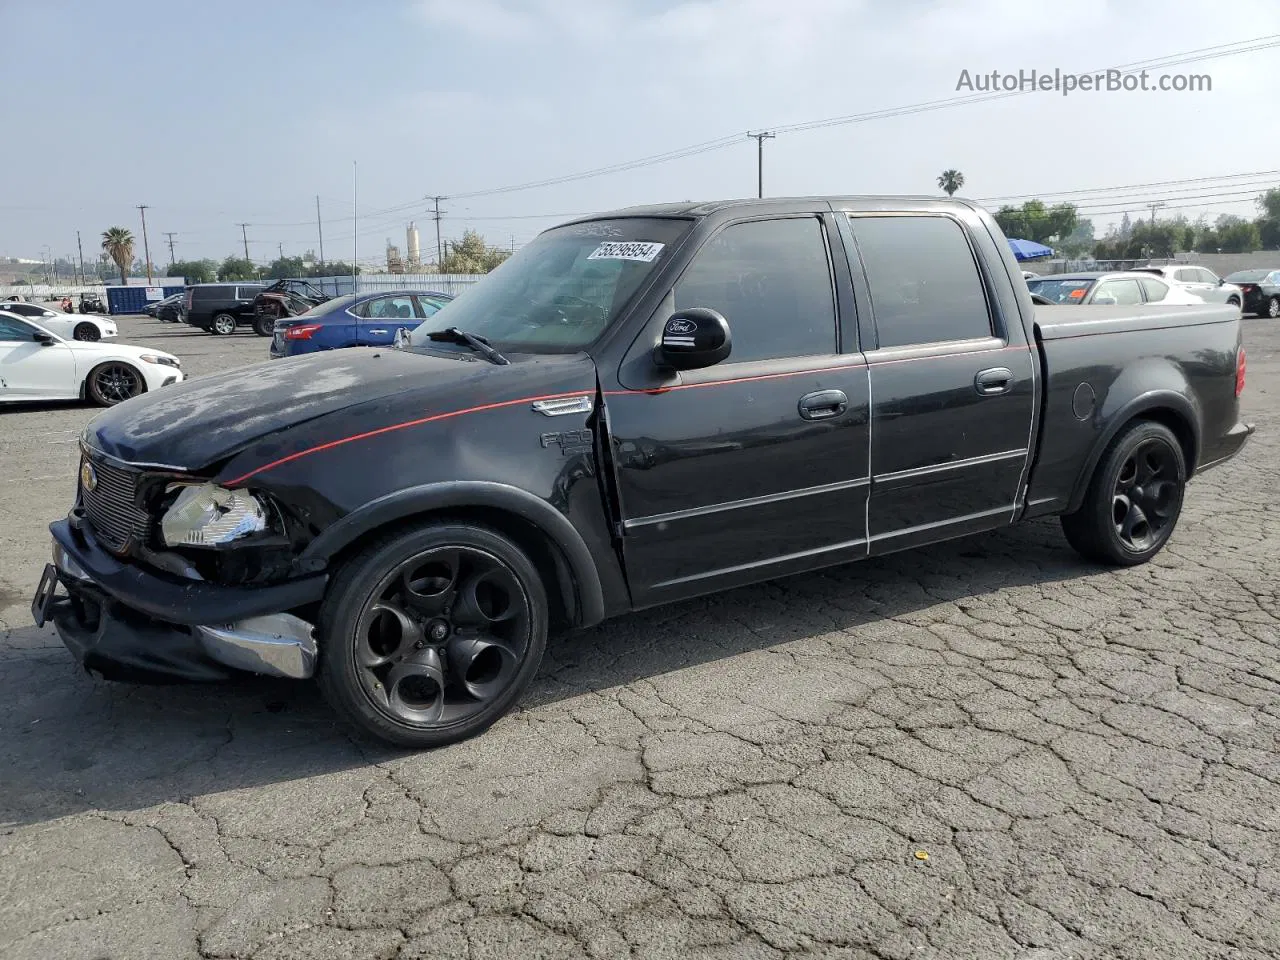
(269, 290, 453, 359)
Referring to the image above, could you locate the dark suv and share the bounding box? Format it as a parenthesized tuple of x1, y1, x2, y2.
(183, 283, 267, 335)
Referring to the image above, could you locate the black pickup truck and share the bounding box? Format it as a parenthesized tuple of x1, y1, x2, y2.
(34, 197, 1253, 748)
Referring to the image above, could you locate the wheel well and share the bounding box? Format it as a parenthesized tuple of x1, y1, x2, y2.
(81, 360, 147, 399)
(324, 507, 578, 631)
(1135, 408, 1197, 474)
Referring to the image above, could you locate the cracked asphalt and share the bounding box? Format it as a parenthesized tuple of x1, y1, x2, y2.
(1, 313, 1277, 960)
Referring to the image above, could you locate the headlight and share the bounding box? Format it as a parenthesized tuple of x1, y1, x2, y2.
(139, 354, 180, 367)
(160, 483, 268, 547)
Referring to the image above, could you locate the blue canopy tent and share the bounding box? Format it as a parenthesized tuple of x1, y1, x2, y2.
(1007, 238, 1054, 261)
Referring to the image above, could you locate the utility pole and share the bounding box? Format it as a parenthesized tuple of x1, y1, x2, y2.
(278, 242, 284, 260)
(76, 231, 85, 285)
(163, 232, 177, 267)
(746, 131, 775, 199)
(1149, 201, 1166, 224)
(352, 161, 358, 286)
(315, 195, 325, 268)
(137, 205, 153, 282)
(430, 196, 446, 267)
(236, 223, 250, 261)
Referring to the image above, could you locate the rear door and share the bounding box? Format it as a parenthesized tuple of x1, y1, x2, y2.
(356, 294, 417, 347)
(846, 212, 1036, 554)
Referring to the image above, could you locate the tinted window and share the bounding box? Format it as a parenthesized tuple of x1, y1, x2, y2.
(235, 286, 263, 300)
(1225, 270, 1268, 282)
(673, 217, 836, 363)
(3, 303, 41, 317)
(0, 314, 36, 340)
(852, 215, 991, 347)
(1138, 277, 1170, 301)
(1093, 279, 1143, 305)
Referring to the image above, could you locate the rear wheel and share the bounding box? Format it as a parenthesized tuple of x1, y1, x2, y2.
(1267, 296, 1280, 319)
(86, 362, 144, 407)
(1061, 420, 1185, 566)
(317, 523, 549, 748)
(253, 307, 278, 337)
(72, 322, 100, 342)
(210, 313, 236, 335)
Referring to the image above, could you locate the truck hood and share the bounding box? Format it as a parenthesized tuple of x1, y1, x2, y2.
(86, 348, 598, 470)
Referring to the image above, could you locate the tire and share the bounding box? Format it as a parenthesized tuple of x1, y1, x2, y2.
(1060, 420, 1186, 566)
(253, 310, 276, 337)
(317, 523, 549, 749)
(1227, 296, 1240, 309)
(210, 313, 237, 335)
(1267, 296, 1280, 319)
(86, 361, 144, 407)
(73, 322, 100, 342)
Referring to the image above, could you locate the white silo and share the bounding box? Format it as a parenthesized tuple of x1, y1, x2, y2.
(407, 222, 421, 270)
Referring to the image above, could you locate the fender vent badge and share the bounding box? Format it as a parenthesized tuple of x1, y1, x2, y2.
(532, 395, 594, 417)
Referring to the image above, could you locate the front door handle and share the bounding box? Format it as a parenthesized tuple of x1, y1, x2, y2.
(368, 328, 388, 335)
(798, 389, 848, 421)
(974, 367, 1014, 396)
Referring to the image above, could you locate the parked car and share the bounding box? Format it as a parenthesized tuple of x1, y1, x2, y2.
(1133, 264, 1243, 310)
(183, 282, 267, 334)
(1223, 268, 1280, 318)
(143, 292, 184, 319)
(157, 294, 186, 323)
(0, 301, 117, 341)
(0, 310, 181, 405)
(250, 279, 332, 336)
(34, 197, 1252, 749)
(1026, 271, 1206, 306)
(270, 290, 454, 358)
(77, 292, 107, 314)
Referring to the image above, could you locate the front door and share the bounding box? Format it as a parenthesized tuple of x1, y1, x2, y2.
(845, 213, 1037, 554)
(605, 215, 871, 608)
(0, 315, 78, 399)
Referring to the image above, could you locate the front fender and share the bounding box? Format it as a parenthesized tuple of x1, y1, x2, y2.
(297, 481, 607, 627)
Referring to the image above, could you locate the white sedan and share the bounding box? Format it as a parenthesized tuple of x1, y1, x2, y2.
(0, 309, 183, 406)
(0, 301, 117, 341)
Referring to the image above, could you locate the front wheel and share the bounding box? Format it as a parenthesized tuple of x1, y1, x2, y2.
(253, 309, 277, 337)
(1060, 420, 1186, 566)
(1267, 296, 1280, 319)
(73, 322, 100, 342)
(317, 523, 549, 748)
(210, 313, 237, 335)
(86, 361, 144, 407)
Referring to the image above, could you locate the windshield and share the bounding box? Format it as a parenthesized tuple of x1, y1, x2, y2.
(1225, 270, 1269, 283)
(408, 217, 691, 353)
(1025, 277, 1095, 303)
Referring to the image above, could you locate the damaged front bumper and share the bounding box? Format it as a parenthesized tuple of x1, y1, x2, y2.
(34, 516, 327, 683)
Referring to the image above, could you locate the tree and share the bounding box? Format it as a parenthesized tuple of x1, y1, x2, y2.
(1057, 219, 1095, 258)
(1215, 219, 1260, 254)
(218, 256, 258, 281)
(101, 227, 134, 285)
(169, 258, 217, 283)
(937, 170, 965, 197)
(438, 230, 511, 274)
(307, 260, 359, 277)
(1256, 188, 1280, 220)
(265, 256, 307, 279)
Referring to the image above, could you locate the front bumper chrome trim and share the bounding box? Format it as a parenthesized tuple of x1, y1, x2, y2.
(195, 613, 317, 679)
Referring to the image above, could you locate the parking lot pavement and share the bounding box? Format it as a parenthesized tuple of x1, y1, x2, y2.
(1, 314, 1278, 959)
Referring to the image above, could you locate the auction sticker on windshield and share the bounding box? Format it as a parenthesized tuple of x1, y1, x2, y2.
(587, 241, 664, 262)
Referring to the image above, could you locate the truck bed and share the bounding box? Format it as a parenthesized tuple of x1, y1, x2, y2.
(1033, 303, 1239, 341)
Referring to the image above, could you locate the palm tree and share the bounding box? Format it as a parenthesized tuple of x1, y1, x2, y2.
(937, 170, 965, 197)
(101, 227, 135, 284)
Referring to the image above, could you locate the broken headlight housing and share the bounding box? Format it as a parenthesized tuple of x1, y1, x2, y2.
(159, 483, 271, 548)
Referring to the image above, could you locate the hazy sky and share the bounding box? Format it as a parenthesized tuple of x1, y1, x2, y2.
(3, 0, 1279, 269)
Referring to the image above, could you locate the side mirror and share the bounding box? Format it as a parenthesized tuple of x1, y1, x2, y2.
(1217, 278, 1224, 286)
(653, 308, 731, 371)
(393, 327, 409, 350)
(33, 331, 55, 345)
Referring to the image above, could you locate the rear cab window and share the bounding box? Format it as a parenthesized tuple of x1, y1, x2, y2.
(849, 215, 992, 348)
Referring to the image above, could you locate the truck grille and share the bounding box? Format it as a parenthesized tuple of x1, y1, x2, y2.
(80, 454, 151, 554)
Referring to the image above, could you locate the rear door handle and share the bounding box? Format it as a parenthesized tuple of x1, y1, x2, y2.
(974, 367, 1014, 396)
(798, 389, 848, 421)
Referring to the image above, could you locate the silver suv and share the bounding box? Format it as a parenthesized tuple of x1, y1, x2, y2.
(1135, 265, 1242, 311)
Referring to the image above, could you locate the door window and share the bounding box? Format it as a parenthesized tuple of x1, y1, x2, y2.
(1195, 268, 1219, 284)
(0, 315, 36, 340)
(1092, 279, 1143, 305)
(851, 215, 992, 347)
(363, 296, 415, 320)
(415, 295, 449, 318)
(1138, 277, 1170, 302)
(672, 217, 836, 364)
(1175, 269, 1198, 283)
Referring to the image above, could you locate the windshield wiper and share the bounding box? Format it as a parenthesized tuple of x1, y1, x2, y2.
(425, 327, 509, 365)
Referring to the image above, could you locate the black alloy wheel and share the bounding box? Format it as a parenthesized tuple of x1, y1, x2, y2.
(1061, 420, 1185, 565)
(318, 524, 548, 748)
(73, 322, 100, 342)
(87, 362, 143, 406)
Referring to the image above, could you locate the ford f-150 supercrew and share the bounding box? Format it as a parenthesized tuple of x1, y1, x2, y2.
(32, 197, 1254, 748)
